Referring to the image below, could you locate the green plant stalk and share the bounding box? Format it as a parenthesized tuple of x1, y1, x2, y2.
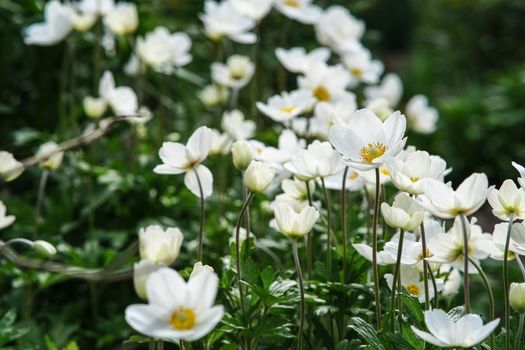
(516, 256, 525, 280)
(372, 168, 382, 329)
(469, 257, 495, 349)
(194, 170, 206, 262)
(420, 222, 430, 310)
(341, 166, 349, 284)
(321, 178, 333, 281)
(292, 238, 305, 350)
(390, 229, 405, 331)
(34, 170, 49, 238)
(426, 261, 439, 309)
(459, 214, 471, 313)
(503, 215, 515, 350)
(305, 180, 313, 279)
(516, 313, 524, 350)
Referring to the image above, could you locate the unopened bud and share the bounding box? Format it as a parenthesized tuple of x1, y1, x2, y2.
(231, 141, 253, 171)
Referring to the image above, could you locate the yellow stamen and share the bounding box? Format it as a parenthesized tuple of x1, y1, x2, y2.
(381, 169, 390, 176)
(349, 172, 359, 180)
(350, 67, 364, 78)
(313, 85, 331, 101)
(418, 247, 431, 260)
(410, 176, 420, 182)
(359, 143, 387, 164)
(406, 284, 420, 296)
(279, 106, 296, 113)
(170, 308, 196, 330)
(284, 0, 301, 7)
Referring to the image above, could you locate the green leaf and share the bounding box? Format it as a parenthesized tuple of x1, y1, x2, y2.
(62, 341, 79, 350)
(123, 335, 152, 344)
(400, 295, 424, 328)
(381, 332, 417, 350)
(349, 317, 385, 350)
(400, 322, 424, 350)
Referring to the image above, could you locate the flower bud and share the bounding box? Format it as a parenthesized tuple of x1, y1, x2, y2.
(37, 142, 64, 170)
(104, 3, 138, 36)
(273, 202, 319, 238)
(189, 261, 214, 280)
(83, 96, 107, 119)
(510, 282, 525, 313)
(33, 240, 57, 257)
(0, 151, 23, 182)
(138, 225, 183, 266)
(133, 259, 164, 300)
(244, 160, 275, 193)
(231, 141, 253, 171)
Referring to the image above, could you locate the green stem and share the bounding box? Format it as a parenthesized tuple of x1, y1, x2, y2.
(468, 257, 495, 349)
(391, 229, 405, 331)
(194, 170, 206, 262)
(516, 256, 525, 280)
(292, 239, 305, 350)
(459, 214, 471, 313)
(515, 313, 525, 350)
(372, 168, 382, 329)
(426, 261, 439, 309)
(34, 170, 49, 238)
(341, 166, 349, 284)
(305, 180, 313, 279)
(321, 178, 333, 281)
(504, 215, 515, 350)
(420, 222, 430, 310)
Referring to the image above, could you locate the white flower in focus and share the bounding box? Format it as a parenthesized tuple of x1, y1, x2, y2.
(512, 161, 525, 189)
(229, 0, 274, 21)
(342, 48, 383, 86)
(137, 27, 192, 74)
(256, 90, 315, 123)
(411, 309, 499, 348)
(487, 179, 525, 220)
(125, 267, 224, 342)
(244, 161, 275, 193)
(297, 62, 351, 103)
(381, 193, 425, 231)
(139, 225, 184, 266)
(274, 0, 322, 24)
(24, 0, 73, 45)
(353, 243, 396, 265)
(212, 55, 255, 90)
(154, 126, 214, 198)
(0, 201, 15, 230)
(315, 5, 364, 53)
(83, 96, 107, 119)
(284, 140, 344, 180)
(275, 47, 330, 74)
(221, 110, 256, 141)
(200, 1, 256, 44)
(364, 73, 403, 107)
(273, 202, 319, 238)
(477, 222, 525, 260)
(418, 173, 489, 218)
(37, 141, 64, 170)
(328, 108, 407, 171)
(385, 265, 443, 303)
(104, 2, 138, 36)
(190, 261, 215, 280)
(199, 85, 229, 107)
(98, 71, 138, 115)
(406, 95, 439, 134)
(133, 259, 164, 300)
(0, 151, 23, 182)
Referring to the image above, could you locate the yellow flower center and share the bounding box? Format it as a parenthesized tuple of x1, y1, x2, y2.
(410, 176, 420, 182)
(230, 70, 245, 80)
(418, 247, 431, 260)
(381, 169, 390, 176)
(170, 308, 196, 330)
(360, 143, 387, 164)
(313, 85, 331, 101)
(279, 105, 296, 113)
(349, 172, 359, 180)
(406, 284, 420, 296)
(284, 0, 301, 7)
(350, 67, 364, 78)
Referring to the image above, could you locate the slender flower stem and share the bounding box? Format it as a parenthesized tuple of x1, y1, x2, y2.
(459, 214, 471, 313)
(34, 170, 49, 238)
(516, 255, 525, 280)
(305, 180, 313, 278)
(420, 222, 430, 310)
(516, 313, 524, 350)
(390, 229, 405, 331)
(194, 170, 206, 262)
(321, 178, 333, 281)
(341, 166, 349, 284)
(372, 168, 382, 329)
(468, 257, 495, 349)
(235, 192, 255, 323)
(426, 261, 439, 309)
(504, 215, 515, 350)
(157, 340, 164, 350)
(242, 177, 252, 252)
(149, 340, 155, 350)
(292, 239, 305, 350)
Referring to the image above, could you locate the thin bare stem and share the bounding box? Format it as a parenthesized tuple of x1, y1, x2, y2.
(459, 214, 471, 313)
(372, 168, 382, 329)
(391, 229, 405, 331)
(321, 178, 333, 281)
(305, 180, 313, 279)
(194, 170, 206, 262)
(420, 222, 430, 310)
(34, 170, 49, 238)
(292, 239, 305, 350)
(469, 257, 495, 349)
(504, 215, 515, 350)
(516, 313, 524, 350)
(341, 166, 349, 284)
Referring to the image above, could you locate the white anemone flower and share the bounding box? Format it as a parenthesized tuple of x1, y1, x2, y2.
(440, 265, 462, 296)
(380, 193, 425, 231)
(244, 160, 275, 193)
(512, 161, 525, 189)
(0, 151, 24, 182)
(478, 222, 525, 260)
(323, 168, 365, 192)
(0, 201, 15, 230)
(487, 179, 525, 220)
(209, 129, 232, 156)
(418, 173, 489, 218)
(315, 5, 364, 54)
(83, 96, 107, 119)
(68, 6, 97, 32)
(137, 27, 192, 74)
(275, 47, 330, 74)
(274, 178, 316, 211)
(297, 62, 351, 103)
(200, 1, 256, 44)
(257, 129, 306, 165)
(428, 217, 491, 273)
(411, 309, 499, 348)
(256, 90, 315, 123)
(274, 0, 322, 24)
(154, 126, 214, 198)
(353, 243, 396, 266)
(125, 267, 224, 342)
(342, 48, 384, 86)
(104, 2, 138, 36)
(284, 140, 345, 180)
(199, 84, 229, 107)
(190, 261, 214, 280)
(212, 55, 255, 90)
(365, 98, 394, 122)
(387, 150, 449, 195)
(133, 259, 164, 300)
(221, 109, 256, 141)
(309, 93, 357, 139)
(273, 202, 319, 238)
(406, 95, 439, 134)
(139, 225, 184, 266)
(364, 73, 403, 107)
(36, 141, 64, 170)
(78, 0, 115, 16)
(328, 108, 407, 171)
(98, 71, 138, 116)
(24, 0, 73, 46)
(385, 265, 443, 303)
(229, 0, 274, 21)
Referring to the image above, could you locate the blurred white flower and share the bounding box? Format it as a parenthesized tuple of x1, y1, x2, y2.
(189, 261, 215, 280)
(510, 282, 525, 313)
(275, 47, 330, 74)
(364, 73, 403, 107)
(37, 141, 64, 170)
(256, 89, 315, 123)
(478, 222, 525, 260)
(328, 108, 407, 171)
(487, 179, 525, 220)
(83, 96, 107, 119)
(411, 309, 499, 348)
(274, 177, 315, 211)
(323, 168, 365, 192)
(309, 93, 357, 139)
(137, 27, 192, 74)
(385, 265, 443, 303)
(212, 55, 255, 89)
(133, 259, 164, 300)
(273, 202, 319, 238)
(24, 0, 73, 45)
(257, 129, 306, 165)
(512, 161, 525, 189)
(342, 48, 384, 86)
(381, 193, 425, 231)
(221, 109, 256, 141)
(365, 98, 394, 122)
(229, 0, 273, 21)
(353, 243, 396, 265)
(440, 265, 461, 296)
(77, 0, 115, 16)
(0, 151, 23, 182)
(231, 140, 253, 171)
(199, 84, 229, 107)
(104, 2, 138, 36)
(154, 126, 214, 198)
(229, 227, 252, 245)
(284, 140, 344, 180)
(200, 0, 256, 44)
(315, 5, 364, 53)
(139, 225, 184, 266)
(298, 62, 351, 103)
(33, 240, 57, 257)
(406, 95, 439, 134)
(274, 0, 322, 24)
(68, 6, 96, 32)
(125, 267, 224, 342)
(209, 129, 232, 155)
(244, 160, 276, 193)
(0, 201, 15, 230)
(98, 70, 138, 115)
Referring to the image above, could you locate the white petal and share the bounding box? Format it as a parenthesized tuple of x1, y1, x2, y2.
(184, 165, 213, 198)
